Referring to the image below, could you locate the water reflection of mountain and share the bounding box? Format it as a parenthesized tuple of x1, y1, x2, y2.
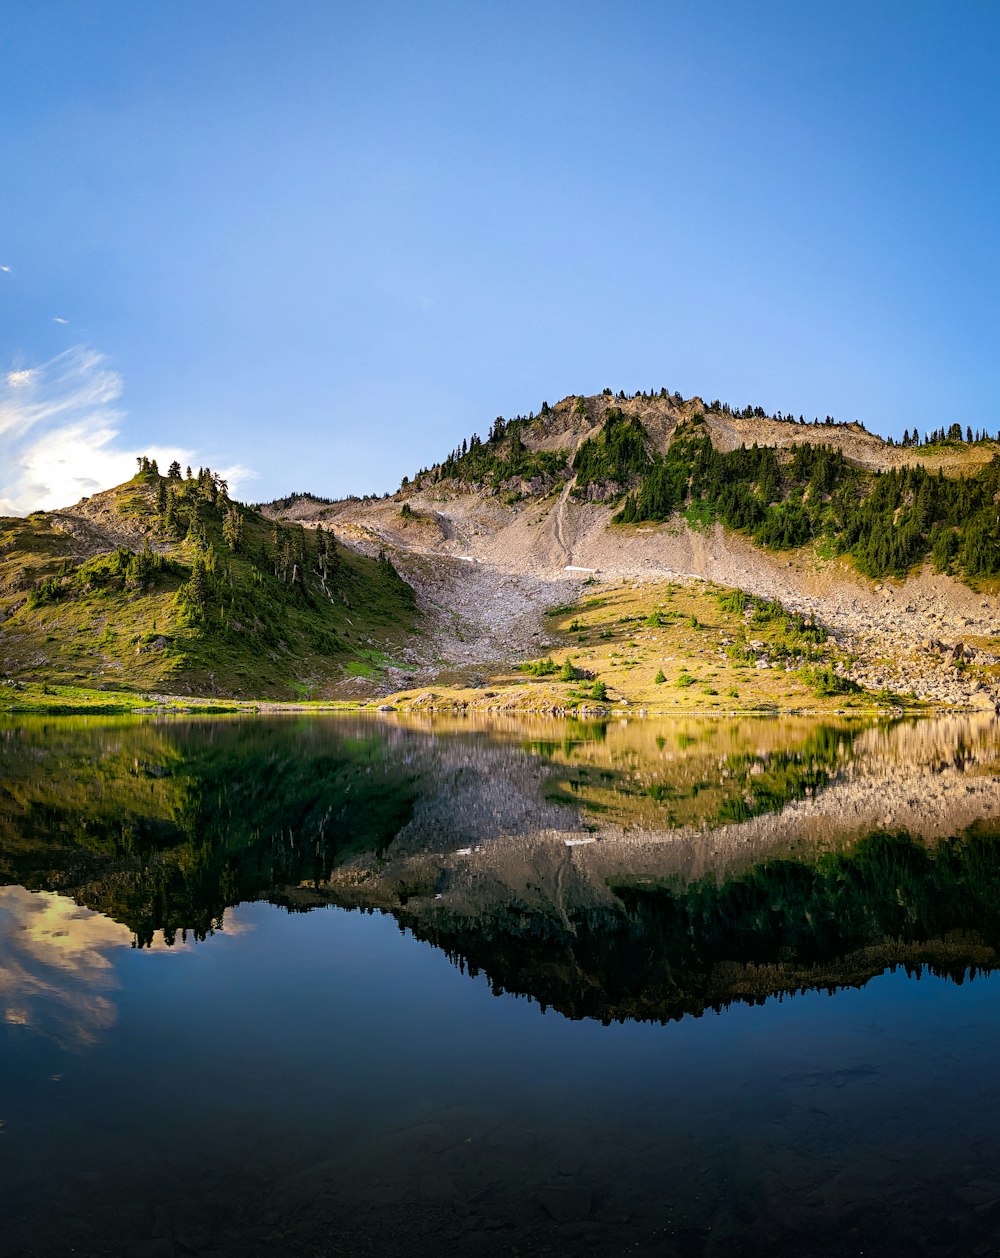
(350, 824, 1000, 1025)
(0, 717, 420, 946)
(4, 714, 1000, 1024)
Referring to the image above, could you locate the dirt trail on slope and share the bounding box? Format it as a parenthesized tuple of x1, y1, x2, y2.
(551, 478, 573, 567)
(549, 425, 593, 568)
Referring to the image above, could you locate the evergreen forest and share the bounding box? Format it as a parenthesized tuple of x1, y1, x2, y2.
(612, 417, 1000, 580)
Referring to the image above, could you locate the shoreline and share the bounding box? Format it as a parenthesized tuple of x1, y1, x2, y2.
(1, 679, 991, 719)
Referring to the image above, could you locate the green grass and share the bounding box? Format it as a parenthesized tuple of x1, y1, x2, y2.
(0, 471, 418, 700)
(0, 681, 239, 714)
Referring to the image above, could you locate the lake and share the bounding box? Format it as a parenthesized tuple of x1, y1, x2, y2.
(3, 712, 1000, 1257)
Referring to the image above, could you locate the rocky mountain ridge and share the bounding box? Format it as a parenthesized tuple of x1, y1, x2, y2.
(2, 391, 999, 708)
(264, 392, 1000, 711)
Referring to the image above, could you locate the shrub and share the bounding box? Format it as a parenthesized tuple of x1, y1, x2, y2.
(800, 665, 862, 697)
(654, 669, 666, 684)
(522, 656, 558, 676)
(752, 599, 784, 623)
(718, 590, 748, 615)
(27, 576, 63, 608)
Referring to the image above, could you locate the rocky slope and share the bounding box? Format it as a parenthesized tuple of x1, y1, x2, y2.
(266, 393, 1000, 710)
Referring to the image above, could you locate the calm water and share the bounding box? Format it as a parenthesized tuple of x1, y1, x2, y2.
(3, 713, 1000, 1257)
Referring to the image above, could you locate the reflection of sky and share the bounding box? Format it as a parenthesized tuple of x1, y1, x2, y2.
(0, 887, 133, 1051)
(0, 887, 255, 1051)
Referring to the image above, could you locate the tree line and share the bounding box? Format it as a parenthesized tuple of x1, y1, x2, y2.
(614, 418, 1000, 579)
(405, 392, 999, 495)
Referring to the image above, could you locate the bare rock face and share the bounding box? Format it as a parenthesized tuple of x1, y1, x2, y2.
(581, 479, 624, 502)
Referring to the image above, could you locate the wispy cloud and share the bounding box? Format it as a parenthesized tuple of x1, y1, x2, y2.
(0, 346, 257, 516)
(0, 264, 11, 274)
(52, 316, 68, 325)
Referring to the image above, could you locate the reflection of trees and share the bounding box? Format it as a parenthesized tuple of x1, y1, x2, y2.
(539, 722, 861, 828)
(5, 713, 1000, 1016)
(713, 724, 857, 822)
(0, 719, 417, 947)
(392, 825, 1000, 1025)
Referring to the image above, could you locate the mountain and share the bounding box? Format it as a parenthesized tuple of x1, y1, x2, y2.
(0, 461, 415, 700)
(3, 392, 999, 709)
(264, 391, 1000, 712)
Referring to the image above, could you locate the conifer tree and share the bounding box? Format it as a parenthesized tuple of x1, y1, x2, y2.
(222, 506, 244, 552)
(185, 554, 211, 609)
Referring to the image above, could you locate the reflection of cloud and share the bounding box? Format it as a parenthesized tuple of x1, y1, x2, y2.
(0, 887, 132, 1051)
(0, 346, 257, 514)
(204, 909, 256, 941)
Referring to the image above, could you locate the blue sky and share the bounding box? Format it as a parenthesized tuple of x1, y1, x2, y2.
(2, 1, 1000, 511)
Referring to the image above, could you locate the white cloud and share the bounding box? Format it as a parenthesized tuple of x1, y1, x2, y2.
(52, 316, 69, 325)
(0, 264, 11, 274)
(0, 346, 257, 515)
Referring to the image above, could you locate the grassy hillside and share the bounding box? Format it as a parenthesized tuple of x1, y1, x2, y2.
(384, 576, 921, 714)
(0, 463, 416, 698)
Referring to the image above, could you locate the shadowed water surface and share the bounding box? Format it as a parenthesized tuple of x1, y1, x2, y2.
(3, 713, 1000, 1257)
